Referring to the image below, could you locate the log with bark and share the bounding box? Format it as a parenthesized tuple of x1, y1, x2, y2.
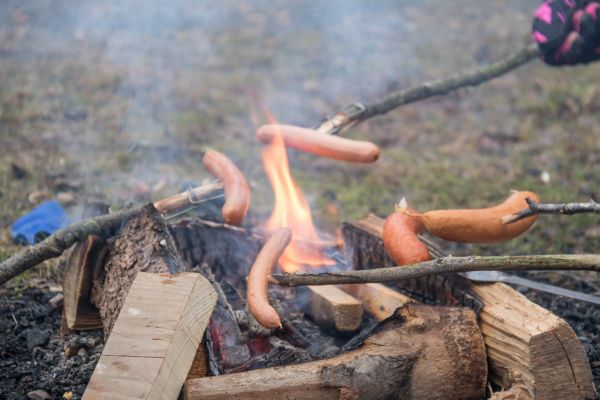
(342, 214, 597, 400)
(89, 204, 189, 336)
(184, 303, 488, 400)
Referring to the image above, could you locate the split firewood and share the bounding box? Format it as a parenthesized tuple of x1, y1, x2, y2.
(0, 149, 249, 286)
(184, 303, 488, 400)
(340, 215, 597, 400)
(502, 197, 600, 224)
(90, 204, 189, 336)
(302, 285, 363, 332)
(84, 272, 216, 400)
(340, 283, 413, 321)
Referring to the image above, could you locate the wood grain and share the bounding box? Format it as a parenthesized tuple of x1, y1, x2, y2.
(185, 303, 487, 400)
(347, 214, 597, 400)
(304, 285, 363, 332)
(84, 272, 216, 400)
(340, 283, 413, 321)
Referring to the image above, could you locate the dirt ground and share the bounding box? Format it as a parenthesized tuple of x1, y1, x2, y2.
(0, 0, 599, 398)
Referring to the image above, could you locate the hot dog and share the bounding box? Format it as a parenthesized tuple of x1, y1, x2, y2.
(247, 227, 292, 329)
(383, 207, 431, 266)
(414, 191, 540, 243)
(203, 149, 250, 225)
(256, 124, 380, 163)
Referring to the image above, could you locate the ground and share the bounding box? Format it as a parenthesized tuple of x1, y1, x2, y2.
(0, 0, 598, 398)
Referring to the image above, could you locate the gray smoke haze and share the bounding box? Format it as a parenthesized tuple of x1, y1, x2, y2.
(0, 0, 539, 210)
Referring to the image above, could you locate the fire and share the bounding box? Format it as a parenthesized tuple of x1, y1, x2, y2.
(261, 124, 334, 273)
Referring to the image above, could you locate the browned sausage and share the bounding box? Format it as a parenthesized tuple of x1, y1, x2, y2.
(247, 228, 292, 329)
(383, 208, 431, 266)
(203, 149, 250, 225)
(256, 124, 380, 163)
(415, 191, 540, 243)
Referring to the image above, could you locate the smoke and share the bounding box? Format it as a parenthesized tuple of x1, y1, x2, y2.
(1, 0, 540, 208)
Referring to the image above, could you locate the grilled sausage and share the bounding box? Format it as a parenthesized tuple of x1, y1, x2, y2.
(256, 124, 380, 163)
(247, 228, 292, 329)
(383, 208, 431, 266)
(416, 191, 540, 243)
(203, 150, 250, 225)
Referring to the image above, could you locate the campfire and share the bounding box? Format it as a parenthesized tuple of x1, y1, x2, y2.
(1, 45, 598, 400)
(16, 115, 584, 400)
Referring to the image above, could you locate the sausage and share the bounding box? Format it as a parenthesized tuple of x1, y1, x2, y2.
(383, 208, 431, 266)
(256, 124, 380, 163)
(247, 227, 292, 329)
(203, 150, 250, 225)
(415, 191, 540, 243)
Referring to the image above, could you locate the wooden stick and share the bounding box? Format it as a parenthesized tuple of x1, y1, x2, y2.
(303, 286, 363, 332)
(316, 44, 539, 135)
(340, 283, 413, 321)
(83, 272, 216, 400)
(271, 254, 600, 287)
(0, 183, 223, 287)
(503, 198, 600, 224)
(153, 180, 223, 215)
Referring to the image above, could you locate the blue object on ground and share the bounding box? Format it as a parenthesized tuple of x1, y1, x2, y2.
(11, 200, 68, 245)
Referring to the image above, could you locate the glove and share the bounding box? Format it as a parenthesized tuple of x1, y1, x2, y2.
(532, 0, 600, 65)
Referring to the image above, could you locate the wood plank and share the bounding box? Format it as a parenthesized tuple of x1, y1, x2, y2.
(185, 304, 487, 400)
(340, 283, 413, 321)
(346, 214, 597, 400)
(84, 272, 216, 400)
(62, 235, 106, 330)
(303, 285, 363, 332)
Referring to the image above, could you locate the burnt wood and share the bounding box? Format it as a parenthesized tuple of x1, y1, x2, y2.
(185, 303, 488, 400)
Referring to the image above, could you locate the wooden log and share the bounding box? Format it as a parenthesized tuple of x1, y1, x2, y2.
(340, 283, 413, 321)
(184, 303, 487, 400)
(62, 202, 110, 331)
(344, 214, 597, 400)
(62, 235, 106, 330)
(90, 204, 188, 336)
(302, 286, 363, 332)
(84, 272, 216, 400)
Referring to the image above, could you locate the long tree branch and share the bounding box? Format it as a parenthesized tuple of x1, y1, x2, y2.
(0, 208, 141, 286)
(270, 254, 600, 287)
(502, 198, 600, 224)
(360, 43, 540, 120)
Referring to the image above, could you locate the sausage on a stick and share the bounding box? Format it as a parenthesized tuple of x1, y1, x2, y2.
(247, 228, 292, 329)
(257, 124, 380, 164)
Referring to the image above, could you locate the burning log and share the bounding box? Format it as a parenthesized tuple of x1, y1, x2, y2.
(184, 303, 487, 400)
(303, 286, 363, 332)
(84, 272, 216, 400)
(342, 214, 597, 400)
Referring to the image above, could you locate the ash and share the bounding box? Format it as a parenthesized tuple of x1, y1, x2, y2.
(0, 287, 103, 400)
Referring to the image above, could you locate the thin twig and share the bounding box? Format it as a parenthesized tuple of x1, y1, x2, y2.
(0, 208, 141, 286)
(360, 43, 540, 120)
(270, 254, 600, 287)
(502, 198, 600, 224)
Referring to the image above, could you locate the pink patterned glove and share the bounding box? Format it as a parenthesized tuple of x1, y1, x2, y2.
(533, 0, 600, 65)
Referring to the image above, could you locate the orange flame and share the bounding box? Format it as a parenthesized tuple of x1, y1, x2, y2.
(261, 123, 334, 273)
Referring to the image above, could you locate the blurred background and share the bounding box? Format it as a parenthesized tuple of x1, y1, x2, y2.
(1, 0, 599, 259)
